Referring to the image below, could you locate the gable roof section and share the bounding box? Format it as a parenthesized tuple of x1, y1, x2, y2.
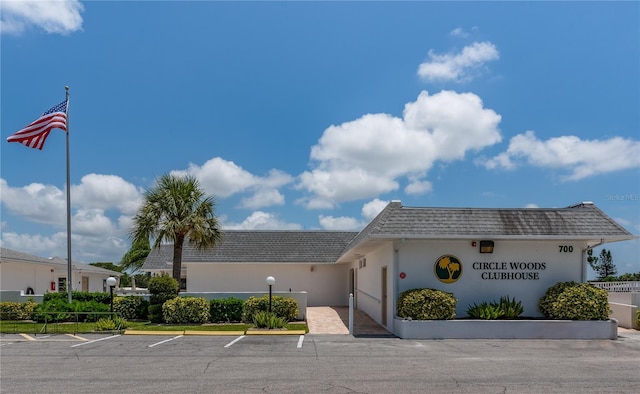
(142, 230, 358, 270)
(1, 247, 121, 276)
(336, 201, 635, 263)
(1, 247, 52, 265)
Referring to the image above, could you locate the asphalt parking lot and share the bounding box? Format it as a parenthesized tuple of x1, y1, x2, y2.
(1, 332, 639, 394)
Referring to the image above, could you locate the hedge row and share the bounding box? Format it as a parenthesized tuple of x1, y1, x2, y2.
(0, 295, 299, 325)
(2, 281, 610, 323)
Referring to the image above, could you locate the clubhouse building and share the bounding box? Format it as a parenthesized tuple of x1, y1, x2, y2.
(142, 201, 635, 335)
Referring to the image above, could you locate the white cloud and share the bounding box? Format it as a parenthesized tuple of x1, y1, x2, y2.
(172, 157, 257, 198)
(0, 175, 137, 263)
(0, 0, 84, 35)
(483, 131, 640, 181)
(524, 203, 539, 209)
(297, 90, 502, 208)
(449, 27, 469, 38)
(318, 199, 390, 230)
(222, 211, 301, 230)
(0, 178, 66, 225)
(0, 230, 128, 264)
(417, 41, 499, 82)
(72, 174, 143, 215)
(174, 157, 293, 209)
(240, 189, 285, 209)
(318, 215, 362, 231)
(405, 180, 433, 195)
(361, 199, 389, 221)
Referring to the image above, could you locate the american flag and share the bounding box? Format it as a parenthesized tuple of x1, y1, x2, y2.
(6, 100, 68, 150)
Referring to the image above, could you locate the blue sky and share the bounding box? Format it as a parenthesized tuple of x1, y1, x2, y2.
(1, 1, 638, 277)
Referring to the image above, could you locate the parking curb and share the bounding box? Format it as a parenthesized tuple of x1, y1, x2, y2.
(184, 330, 245, 336)
(124, 330, 180, 335)
(246, 330, 306, 335)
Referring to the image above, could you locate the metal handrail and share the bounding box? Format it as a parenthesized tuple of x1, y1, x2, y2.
(357, 289, 381, 303)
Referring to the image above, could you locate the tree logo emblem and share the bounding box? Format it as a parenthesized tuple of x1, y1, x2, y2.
(434, 255, 462, 283)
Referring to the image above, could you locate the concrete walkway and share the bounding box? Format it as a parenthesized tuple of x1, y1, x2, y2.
(306, 307, 393, 336)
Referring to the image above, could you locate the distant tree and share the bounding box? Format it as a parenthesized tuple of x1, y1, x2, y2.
(90, 262, 131, 287)
(129, 173, 223, 285)
(90, 262, 122, 272)
(588, 248, 617, 281)
(616, 272, 640, 281)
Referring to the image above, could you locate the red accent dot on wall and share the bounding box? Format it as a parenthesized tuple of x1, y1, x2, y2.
(399, 272, 406, 279)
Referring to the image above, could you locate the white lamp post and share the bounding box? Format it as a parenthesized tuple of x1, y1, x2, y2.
(266, 276, 276, 313)
(106, 276, 117, 315)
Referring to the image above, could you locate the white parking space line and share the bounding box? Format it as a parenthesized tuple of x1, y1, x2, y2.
(297, 335, 304, 349)
(148, 335, 183, 348)
(71, 334, 121, 348)
(224, 335, 245, 348)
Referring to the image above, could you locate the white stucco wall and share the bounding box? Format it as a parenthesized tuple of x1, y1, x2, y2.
(394, 239, 586, 318)
(348, 239, 588, 325)
(186, 263, 351, 306)
(351, 243, 395, 330)
(0, 262, 57, 294)
(0, 262, 117, 295)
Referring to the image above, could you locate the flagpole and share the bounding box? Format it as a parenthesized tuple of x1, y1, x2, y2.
(65, 86, 73, 304)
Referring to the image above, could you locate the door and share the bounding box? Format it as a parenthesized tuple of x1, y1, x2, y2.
(82, 276, 89, 292)
(381, 266, 388, 326)
(349, 268, 357, 308)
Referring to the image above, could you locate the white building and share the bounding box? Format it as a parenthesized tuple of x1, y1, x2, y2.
(0, 247, 121, 300)
(142, 201, 636, 333)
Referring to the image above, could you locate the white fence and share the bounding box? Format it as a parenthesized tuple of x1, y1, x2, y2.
(590, 281, 640, 329)
(591, 281, 640, 293)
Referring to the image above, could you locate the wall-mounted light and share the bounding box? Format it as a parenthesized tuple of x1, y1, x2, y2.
(471, 241, 477, 247)
(479, 240, 494, 253)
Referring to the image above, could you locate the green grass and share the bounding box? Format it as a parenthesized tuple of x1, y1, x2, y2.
(0, 320, 309, 334)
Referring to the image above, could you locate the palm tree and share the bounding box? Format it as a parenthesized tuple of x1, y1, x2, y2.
(120, 237, 151, 274)
(129, 173, 222, 285)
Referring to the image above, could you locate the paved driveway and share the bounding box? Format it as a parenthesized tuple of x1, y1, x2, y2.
(2, 329, 639, 393)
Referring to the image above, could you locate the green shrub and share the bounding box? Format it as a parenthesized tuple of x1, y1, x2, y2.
(467, 301, 505, 319)
(396, 288, 457, 320)
(71, 300, 110, 322)
(635, 310, 640, 329)
(0, 301, 37, 320)
(148, 274, 179, 305)
(147, 304, 164, 323)
(210, 297, 244, 323)
(34, 299, 74, 322)
(96, 316, 129, 331)
(539, 281, 609, 320)
(252, 311, 286, 329)
(242, 295, 298, 323)
(44, 291, 111, 304)
(34, 299, 112, 322)
(499, 296, 524, 319)
(466, 296, 524, 320)
(162, 297, 210, 324)
(538, 281, 578, 317)
(114, 296, 149, 320)
(242, 295, 299, 323)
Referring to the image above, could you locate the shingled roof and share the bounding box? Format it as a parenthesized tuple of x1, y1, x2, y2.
(142, 201, 635, 270)
(0, 247, 121, 275)
(142, 230, 358, 270)
(336, 201, 635, 262)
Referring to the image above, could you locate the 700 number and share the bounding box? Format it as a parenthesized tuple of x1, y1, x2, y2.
(558, 245, 573, 253)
